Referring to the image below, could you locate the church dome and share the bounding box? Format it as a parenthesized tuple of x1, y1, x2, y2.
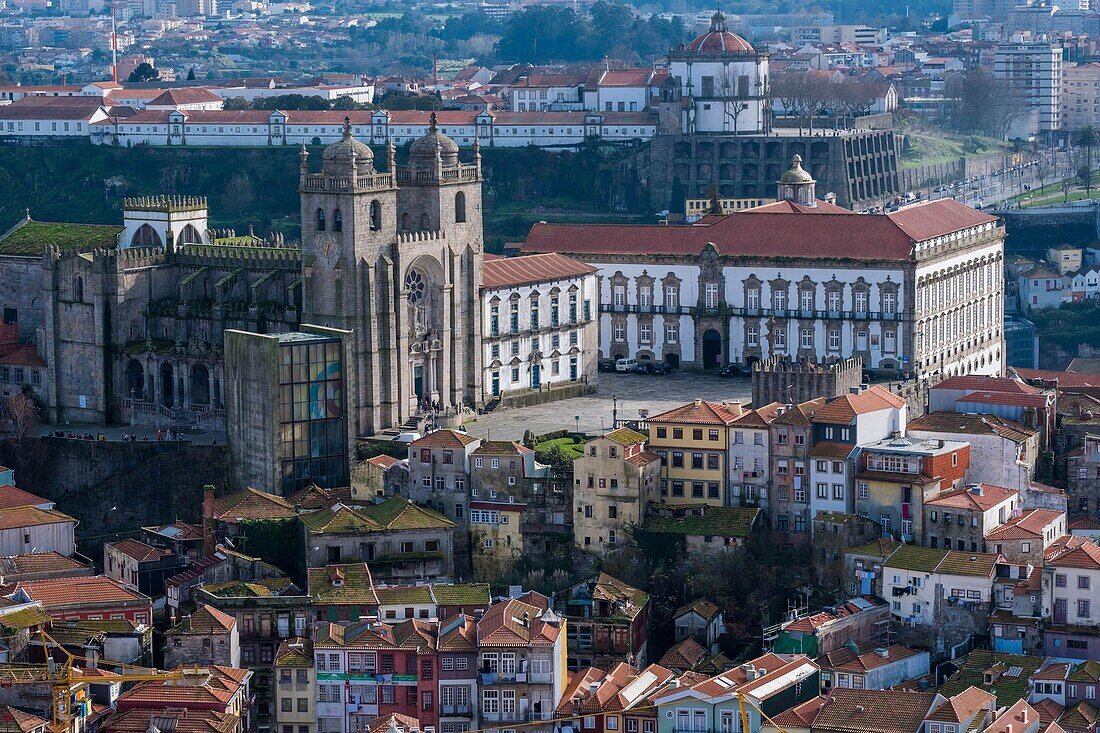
(686, 12, 754, 54)
(409, 112, 460, 167)
(780, 154, 815, 184)
(323, 117, 374, 171)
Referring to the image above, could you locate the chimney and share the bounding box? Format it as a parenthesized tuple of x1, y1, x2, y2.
(875, 647, 889, 659)
(970, 485, 983, 496)
(202, 485, 216, 556)
(694, 398, 703, 407)
(523, 611, 530, 628)
(741, 663, 756, 680)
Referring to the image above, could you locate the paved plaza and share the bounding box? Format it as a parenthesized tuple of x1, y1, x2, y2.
(464, 371, 754, 440)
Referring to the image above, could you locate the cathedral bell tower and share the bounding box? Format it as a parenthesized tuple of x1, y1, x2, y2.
(777, 154, 817, 207)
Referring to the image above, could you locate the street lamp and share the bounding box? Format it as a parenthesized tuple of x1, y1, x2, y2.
(574, 415, 580, 434)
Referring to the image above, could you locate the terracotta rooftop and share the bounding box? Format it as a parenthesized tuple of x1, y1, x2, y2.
(166, 604, 236, 636)
(147, 87, 223, 106)
(925, 484, 1019, 512)
(117, 667, 250, 710)
(481, 252, 596, 289)
(100, 707, 239, 733)
(477, 598, 561, 647)
(814, 688, 938, 733)
(907, 412, 1038, 443)
(12, 575, 150, 611)
(926, 686, 995, 723)
(815, 642, 922, 673)
(675, 599, 720, 621)
(812, 386, 907, 424)
(0, 552, 88, 578)
(107, 539, 173, 563)
(521, 199, 997, 262)
(0, 707, 51, 733)
(1045, 538, 1100, 569)
(773, 696, 828, 728)
(934, 375, 1041, 395)
(985, 509, 1064, 541)
(985, 700, 1039, 733)
(0, 505, 75, 532)
(408, 429, 479, 449)
(367, 454, 400, 469)
(210, 488, 295, 523)
(650, 399, 743, 425)
(659, 637, 708, 670)
(0, 487, 50, 511)
(782, 597, 887, 633)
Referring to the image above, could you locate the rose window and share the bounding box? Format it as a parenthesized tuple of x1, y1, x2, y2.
(405, 269, 426, 305)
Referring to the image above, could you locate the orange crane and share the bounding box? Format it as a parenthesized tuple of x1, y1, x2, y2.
(0, 629, 190, 733)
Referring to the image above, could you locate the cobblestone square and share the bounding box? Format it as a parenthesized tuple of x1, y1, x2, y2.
(463, 371, 754, 440)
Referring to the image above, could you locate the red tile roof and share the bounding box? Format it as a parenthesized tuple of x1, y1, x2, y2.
(100, 707, 239, 733)
(773, 696, 828, 728)
(925, 484, 1018, 511)
(0, 486, 51, 511)
(814, 688, 938, 733)
(13, 575, 150, 611)
(482, 252, 596, 289)
(367, 455, 399, 469)
(812, 386, 907, 424)
(107, 539, 172, 563)
(650, 399, 742, 425)
(0, 345, 45, 368)
(118, 667, 250, 710)
(955, 391, 1048, 409)
(409, 429, 479, 449)
(210, 488, 295, 523)
(985, 509, 1064, 541)
(1015, 369, 1100, 388)
(521, 199, 996, 262)
(476, 598, 561, 647)
(147, 88, 222, 106)
(935, 375, 1041, 394)
(0, 505, 75, 531)
(1046, 539, 1100, 569)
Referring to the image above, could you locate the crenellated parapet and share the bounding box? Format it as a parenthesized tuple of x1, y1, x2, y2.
(395, 229, 447, 245)
(123, 195, 209, 213)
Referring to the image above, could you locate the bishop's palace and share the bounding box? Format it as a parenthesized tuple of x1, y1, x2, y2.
(0, 109, 1004, 494)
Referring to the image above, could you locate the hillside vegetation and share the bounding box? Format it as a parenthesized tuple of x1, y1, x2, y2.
(0, 142, 647, 251)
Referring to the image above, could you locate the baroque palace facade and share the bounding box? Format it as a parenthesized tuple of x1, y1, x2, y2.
(0, 116, 598, 431)
(520, 157, 1006, 381)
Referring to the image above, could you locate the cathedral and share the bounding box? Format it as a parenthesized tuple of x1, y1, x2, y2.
(299, 115, 484, 437)
(0, 115, 487, 438)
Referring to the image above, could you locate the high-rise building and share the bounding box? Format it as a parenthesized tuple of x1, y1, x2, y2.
(1062, 61, 1100, 131)
(995, 41, 1063, 138)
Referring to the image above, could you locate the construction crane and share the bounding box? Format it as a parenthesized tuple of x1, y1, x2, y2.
(0, 629, 189, 733)
(736, 690, 792, 733)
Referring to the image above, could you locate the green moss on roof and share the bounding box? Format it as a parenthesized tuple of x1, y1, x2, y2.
(884, 545, 948, 573)
(0, 220, 123, 256)
(939, 650, 1044, 705)
(846, 538, 902, 557)
(644, 506, 760, 538)
(0, 606, 52, 630)
(375, 586, 433, 605)
(431, 583, 491, 606)
(303, 497, 454, 535)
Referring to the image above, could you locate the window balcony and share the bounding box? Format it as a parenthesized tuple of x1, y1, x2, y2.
(481, 672, 527, 685)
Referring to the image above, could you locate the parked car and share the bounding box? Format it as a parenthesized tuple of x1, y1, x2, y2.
(651, 361, 673, 374)
(598, 359, 616, 373)
(717, 364, 741, 377)
(615, 358, 638, 372)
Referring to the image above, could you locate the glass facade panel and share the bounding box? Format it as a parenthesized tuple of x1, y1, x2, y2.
(279, 336, 348, 493)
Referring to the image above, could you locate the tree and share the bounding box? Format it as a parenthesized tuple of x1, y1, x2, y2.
(1035, 155, 1049, 192)
(945, 70, 1024, 139)
(1075, 125, 1099, 196)
(718, 68, 751, 136)
(127, 62, 159, 83)
(2, 391, 45, 486)
(186, 66, 196, 81)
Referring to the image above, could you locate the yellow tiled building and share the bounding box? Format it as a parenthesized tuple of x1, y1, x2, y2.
(469, 500, 525, 578)
(648, 399, 743, 507)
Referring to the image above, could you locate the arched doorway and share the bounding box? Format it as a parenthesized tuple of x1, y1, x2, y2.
(702, 329, 722, 369)
(666, 353, 680, 369)
(160, 363, 174, 407)
(125, 359, 145, 400)
(190, 364, 210, 405)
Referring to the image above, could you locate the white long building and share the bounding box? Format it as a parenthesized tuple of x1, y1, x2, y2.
(519, 157, 1006, 381)
(76, 108, 655, 148)
(480, 253, 599, 403)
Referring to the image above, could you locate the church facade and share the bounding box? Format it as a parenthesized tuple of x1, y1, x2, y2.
(298, 117, 485, 437)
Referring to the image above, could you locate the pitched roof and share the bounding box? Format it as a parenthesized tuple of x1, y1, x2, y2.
(274, 638, 313, 668)
(147, 87, 223, 106)
(782, 597, 887, 633)
(812, 386, 907, 424)
(0, 707, 50, 733)
(106, 539, 172, 563)
(118, 667, 250, 708)
(307, 564, 379, 606)
(482, 252, 596, 289)
(934, 375, 1041, 394)
(167, 604, 236, 636)
(0, 486, 50, 511)
(0, 552, 88, 577)
(1045, 538, 1100, 569)
(602, 427, 648, 447)
(674, 599, 720, 621)
(367, 714, 421, 733)
(210, 488, 295, 523)
(408, 429, 478, 449)
(985, 509, 1064, 541)
(367, 454, 400, 469)
(0, 220, 123, 256)
(0, 505, 75, 531)
(813, 688, 938, 733)
(521, 199, 996, 262)
(315, 618, 438, 651)
(846, 537, 902, 557)
(938, 650, 1044, 704)
(773, 696, 828, 728)
(926, 686, 995, 723)
(12, 575, 150, 610)
(301, 496, 454, 534)
(650, 399, 743, 425)
(985, 700, 1040, 733)
(815, 643, 923, 674)
(729, 402, 785, 428)
(142, 521, 203, 542)
(100, 707, 239, 733)
(477, 598, 561, 647)
(907, 412, 1038, 443)
(428, 583, 491, 607)
(659, 637, 708, 670)
(925, 484, 1019, 511)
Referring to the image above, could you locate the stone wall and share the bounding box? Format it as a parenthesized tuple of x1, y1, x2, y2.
(752, 356, 862, 406)
(646, 130, 901, 210)
(2, 437, 230, 565)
